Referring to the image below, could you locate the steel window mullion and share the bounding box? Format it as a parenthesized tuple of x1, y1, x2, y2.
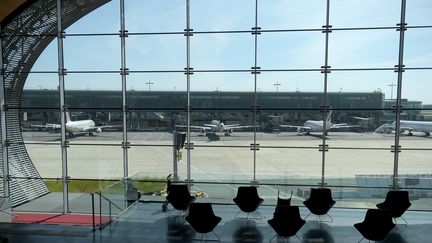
(56, 0, 69, 214)
(393, 0, 407, 189)
(186, 0, 192, 189)
(120, 0, 128, 179)
(320, 0, 331, 187)
(252, 0, 259, 184)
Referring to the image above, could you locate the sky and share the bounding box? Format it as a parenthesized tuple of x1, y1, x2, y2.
(27, 0, 432, 103)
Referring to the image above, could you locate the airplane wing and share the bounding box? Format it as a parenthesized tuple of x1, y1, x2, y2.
(353, 116, 373, 121)
(375, 124, 415, 134)
(280, 125, 312, 133)
(330, 124, 360, 129)
(280, 124, 305, 129)
(97, 125, 122, 129)
(31, 123, 61, 129)
(375, 123, 394, 133)
(83, 125, 122, 133)
(400, 126, 416, 133)
(175, 125, 212, 131)
(224, 124, 255, 129)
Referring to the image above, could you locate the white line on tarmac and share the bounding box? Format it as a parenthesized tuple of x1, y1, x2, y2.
(142, 133, 152, 141)
(260, 184, 302, 200)
(129, 133, 141, 141)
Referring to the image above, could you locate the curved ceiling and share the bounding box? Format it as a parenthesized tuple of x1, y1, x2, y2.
(0, 0, 28, 24)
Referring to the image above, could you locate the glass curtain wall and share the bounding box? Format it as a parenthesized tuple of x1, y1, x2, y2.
(2, 0, 431, 214)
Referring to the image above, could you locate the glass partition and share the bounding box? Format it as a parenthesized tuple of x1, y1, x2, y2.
(4, 0, 432, 217)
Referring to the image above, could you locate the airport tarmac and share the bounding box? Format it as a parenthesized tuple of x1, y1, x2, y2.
(18, 131, 432, 210)
(22, 131, 432, 180)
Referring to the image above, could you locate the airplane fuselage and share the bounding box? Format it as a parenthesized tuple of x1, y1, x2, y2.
(208, 120, 225, 133)
(375, 120, 432, 136)
(398, 120, 432, 135)
(302, 120, 332, 132)
(65, 120, 96, 134)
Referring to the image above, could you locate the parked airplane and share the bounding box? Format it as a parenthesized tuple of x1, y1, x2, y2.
(280, 111, 359, 135)
(176, 120, 255, 136)
(31, 112, 120, 137)
(375, 120, 432, 136)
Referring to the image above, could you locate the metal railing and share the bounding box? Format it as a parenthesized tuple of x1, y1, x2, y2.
(90, 191, 125, 231)
(90, 176, 141, 231)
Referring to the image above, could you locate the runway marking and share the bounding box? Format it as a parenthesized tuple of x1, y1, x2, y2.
(142, 133, 152, 141)
(129, 133, 141, 141)
(189, 165, 238, 192)
(157, 134, 164, 141)
(260, 184, 302, 200)
(151, 146, 171, 157)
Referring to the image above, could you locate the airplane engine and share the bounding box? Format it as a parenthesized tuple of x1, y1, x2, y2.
(383, 127, 393, 134)
(95, 127, 102, 133)
(224, 129, 232, 136)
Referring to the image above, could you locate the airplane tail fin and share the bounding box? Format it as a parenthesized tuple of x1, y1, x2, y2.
(65, 111, 71, 123)
(325, 109, 332, 123)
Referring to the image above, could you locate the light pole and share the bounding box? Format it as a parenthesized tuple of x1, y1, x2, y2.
(273, 82, 281, 92)
(146, 81, 154, 91)
(388, 82, 396, 100)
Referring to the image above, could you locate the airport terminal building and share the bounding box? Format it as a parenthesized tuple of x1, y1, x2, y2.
(1, 0, 432, 242)
(21, 89, 387, 131)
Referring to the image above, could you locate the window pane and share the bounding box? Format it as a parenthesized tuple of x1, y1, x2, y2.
(125, 0, 185, 33)
(65, 0, 120, 34)
(30, 40, 58, 72)
(191, 147, 254, 183)
(68, 145, 123, 179)
(191, 72, 254, 95)
(12, 178, 63, 214)
(259, 32, 324, 70)
(64, 36, 120, 71)
(65, 73, 122, 108)
(185, 111, 255, 147)
(405, 28, 432, 68)
(331, 0, 400, 28)
(405, 0, 432, 26)
(190, 0, 254, 32)
(402, 70, 431, 111)
(127, 35, 185, 71)
(191, 33, 254, 70)
(260, 0, 326, 30)
(258, 71, 323, 94)
(128, 145, 176, 179)
(329, 29, 399, 69)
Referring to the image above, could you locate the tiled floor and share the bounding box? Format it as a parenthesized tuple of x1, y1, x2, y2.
(1, 201, 432, 242)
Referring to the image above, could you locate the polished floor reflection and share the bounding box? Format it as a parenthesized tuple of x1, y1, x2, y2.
(1, 202, 432, 242)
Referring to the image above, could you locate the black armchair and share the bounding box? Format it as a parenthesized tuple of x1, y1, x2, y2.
(376, 190, 411, 225)
(185, 203, 222, 242)
(166, 184, 195, 214)
(277, 190, 292, 207)
(268, 205, 305, 242)
(354, 209, 395, 242)
(303, 188, 336, 222)
(233, 186, 264, 219)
